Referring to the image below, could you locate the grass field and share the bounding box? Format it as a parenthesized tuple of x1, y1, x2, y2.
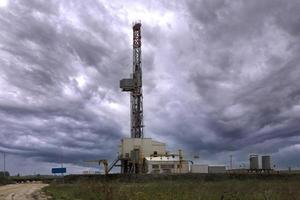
(44, 175, 300, 200)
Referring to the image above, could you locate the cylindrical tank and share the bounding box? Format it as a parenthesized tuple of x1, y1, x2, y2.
(262, 155, 271, 170)
(250, 155, 259, 170)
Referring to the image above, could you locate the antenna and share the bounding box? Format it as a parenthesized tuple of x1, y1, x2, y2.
(3, 152, 6, 177)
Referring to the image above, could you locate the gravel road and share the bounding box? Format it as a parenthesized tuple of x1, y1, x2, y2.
(0, 183, 48, 200)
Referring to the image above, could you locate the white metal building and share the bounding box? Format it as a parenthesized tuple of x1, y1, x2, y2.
(191, 164, 209, 173)
(208, 165, 226, 173)
(190, 165, 226, 174)
(145, 155, 189, 174)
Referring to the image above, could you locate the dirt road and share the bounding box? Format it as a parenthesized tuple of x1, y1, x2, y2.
(0, 183, 48, 200)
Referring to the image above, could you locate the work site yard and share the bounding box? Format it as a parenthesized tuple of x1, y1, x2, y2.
(43, 174, 300, 200)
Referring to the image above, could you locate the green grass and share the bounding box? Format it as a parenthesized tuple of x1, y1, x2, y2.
(44, 179, 300, 200)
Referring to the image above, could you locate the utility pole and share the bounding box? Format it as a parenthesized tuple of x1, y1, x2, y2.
(230, 155, 233, 170)
(3, 152, 5, 177)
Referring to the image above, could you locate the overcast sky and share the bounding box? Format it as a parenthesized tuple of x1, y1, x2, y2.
(1, 0, 300, 175)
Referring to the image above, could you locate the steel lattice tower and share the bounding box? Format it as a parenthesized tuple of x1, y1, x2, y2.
(120, 22, 143, 138)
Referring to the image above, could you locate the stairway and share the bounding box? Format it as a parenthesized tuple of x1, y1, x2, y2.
(108, 157, 120, 173)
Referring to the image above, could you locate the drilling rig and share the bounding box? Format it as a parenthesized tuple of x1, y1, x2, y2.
(84, 22, 188, 175)
(120, 21, 143, 139)
(118, 22, 188, 174)
(119, 21, 145, 173)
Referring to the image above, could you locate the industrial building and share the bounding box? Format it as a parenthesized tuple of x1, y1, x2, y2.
(119, 138, 166, 158)
(145, 154, 189, 174)
(117, 136, 189, 174)
(117, 137, 190, 174)
(118, 138, 167, 173)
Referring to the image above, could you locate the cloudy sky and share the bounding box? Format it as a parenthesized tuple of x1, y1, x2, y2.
(0, 0, 300, 175)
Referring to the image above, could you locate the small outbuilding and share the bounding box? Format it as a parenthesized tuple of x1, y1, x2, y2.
(208, 165, 226, 173)
(191, 164, 209, 173)
(145, 155, 189, 174)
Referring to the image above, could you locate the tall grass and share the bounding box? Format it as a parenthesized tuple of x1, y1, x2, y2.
(44, 179, 300, 200)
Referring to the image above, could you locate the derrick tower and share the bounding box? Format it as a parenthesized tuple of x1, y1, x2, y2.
(120, 22, 143, 138)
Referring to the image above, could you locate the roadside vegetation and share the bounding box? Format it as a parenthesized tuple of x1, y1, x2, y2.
(44, 177, 300, 200)
(0, 176, 11, 186)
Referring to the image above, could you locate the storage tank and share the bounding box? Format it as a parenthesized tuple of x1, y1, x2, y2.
(249, 155, 259, 170)
(261, 155, 271, 170)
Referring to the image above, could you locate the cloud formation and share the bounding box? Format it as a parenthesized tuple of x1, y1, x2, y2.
(0, 0, 300, 174)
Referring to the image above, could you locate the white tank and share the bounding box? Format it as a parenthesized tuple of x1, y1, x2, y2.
(250, 155, 259, 170)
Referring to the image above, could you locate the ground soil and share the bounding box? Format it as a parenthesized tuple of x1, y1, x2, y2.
(0, 182, 48, 200)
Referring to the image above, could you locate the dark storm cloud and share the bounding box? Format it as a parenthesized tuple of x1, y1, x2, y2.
(166, 0, 300, 165)
(138, 0, 300, 168)
(0, 0, 129, 169)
